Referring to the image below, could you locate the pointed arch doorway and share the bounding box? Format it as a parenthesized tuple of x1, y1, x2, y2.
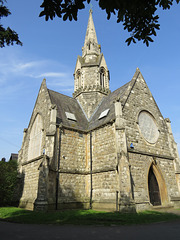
(148, 164, 168, 206)
(148, 166, 161, 206)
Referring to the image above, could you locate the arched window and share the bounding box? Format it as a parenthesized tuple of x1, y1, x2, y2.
(28, 114, 43, 160)
(100, 67, 105, 88)
(76, 70, 81, 88)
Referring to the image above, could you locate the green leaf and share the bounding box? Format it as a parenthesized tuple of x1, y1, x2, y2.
(69, 14, 72, 21)
(146, 36, 153, 42)
(125, 37, 133, 46)
(72, 11, 78, 21)
(63, 13, 68, 21)
(39, 11, 45, 17)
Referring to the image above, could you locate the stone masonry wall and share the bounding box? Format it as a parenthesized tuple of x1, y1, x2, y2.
(128, 152, 179, 205)
(18, 80, 53, 165)
(57, 129, 89, 205)
(92, 124, 116, 172)
(19, 159, 42, 210)
(122, 73, 180, 207)
(92, 171, 117, 204)
(60, 129, 86, 171)
(59, 173, 88, 203)
(18, 80, 56, 209)
(91, 124, 117, 205)
(55, 124, 118, 209)
(82, 66, 99, 87)
(123, 75, 171, 156)
(158, 158, 179, 197)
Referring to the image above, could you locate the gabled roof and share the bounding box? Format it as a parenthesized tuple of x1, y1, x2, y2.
(47, 67, 167, 133)
(89, 81, 131, 130)
(47, 79, 132, 132)
(48, 89, 88, 131)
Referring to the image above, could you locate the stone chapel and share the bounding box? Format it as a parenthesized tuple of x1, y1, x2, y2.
(18, 10, 180, 211)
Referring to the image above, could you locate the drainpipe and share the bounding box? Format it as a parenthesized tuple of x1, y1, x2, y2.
(116, 191, 119, 211)
(56, 125, 62, 210)
(90, 131, 93, 209)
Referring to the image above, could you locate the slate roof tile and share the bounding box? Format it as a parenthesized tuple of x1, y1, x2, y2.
(47, 80, 131, 132)
(48, 89, 88, 131)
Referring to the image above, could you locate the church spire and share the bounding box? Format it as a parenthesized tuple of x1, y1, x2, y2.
(73, 10, 110, 119)
(82, 9, 101, 60)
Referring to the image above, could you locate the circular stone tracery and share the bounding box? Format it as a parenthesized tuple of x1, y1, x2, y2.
(138, 111, 159, 144)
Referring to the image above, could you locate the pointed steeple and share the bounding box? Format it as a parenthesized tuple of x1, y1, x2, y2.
(73, 10, 110, 119)
(84, 9, 98, 45)
(82, 9, 101, 61)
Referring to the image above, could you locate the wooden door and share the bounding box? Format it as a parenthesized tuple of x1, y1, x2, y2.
(148, 166, 161, 206)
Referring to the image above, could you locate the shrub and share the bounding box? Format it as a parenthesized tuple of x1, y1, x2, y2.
(0, 160, 18, 206)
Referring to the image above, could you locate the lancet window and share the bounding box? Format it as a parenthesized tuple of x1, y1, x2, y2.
(76, 69, 81, 88)
(28, 114, 43, 160)
(100, 67, 106, 88)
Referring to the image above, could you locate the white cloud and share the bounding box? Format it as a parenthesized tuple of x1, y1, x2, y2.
(0, 50, 73, 85)
(0, 49, 75, 105)
(36, 72, 67, 78)
(14, 61, 41, 70)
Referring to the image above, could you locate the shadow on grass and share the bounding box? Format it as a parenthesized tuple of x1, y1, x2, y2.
(0, 207, 180, 225)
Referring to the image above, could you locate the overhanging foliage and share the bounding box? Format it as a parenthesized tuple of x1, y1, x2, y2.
(39, 0, 180, 46)
(0, 0, 22, 48)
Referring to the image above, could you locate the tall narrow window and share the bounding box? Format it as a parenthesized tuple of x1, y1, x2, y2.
(100, 67, 105, 88)
(76, 70, 81, 88)
(28, 114, 43, 160)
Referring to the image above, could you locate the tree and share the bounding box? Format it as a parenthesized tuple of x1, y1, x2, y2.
(39, 0, 180, 46)
(0, 160, 18, 206)
(0, 0, 22, 48)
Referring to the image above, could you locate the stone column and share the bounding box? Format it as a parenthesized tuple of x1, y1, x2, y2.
(114, 101, 135, 212)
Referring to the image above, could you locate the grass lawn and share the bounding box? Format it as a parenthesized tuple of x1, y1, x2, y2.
(0, 207, 180, 225)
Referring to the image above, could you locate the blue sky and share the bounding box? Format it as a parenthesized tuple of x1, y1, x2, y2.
(0, 0, 180, 160)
